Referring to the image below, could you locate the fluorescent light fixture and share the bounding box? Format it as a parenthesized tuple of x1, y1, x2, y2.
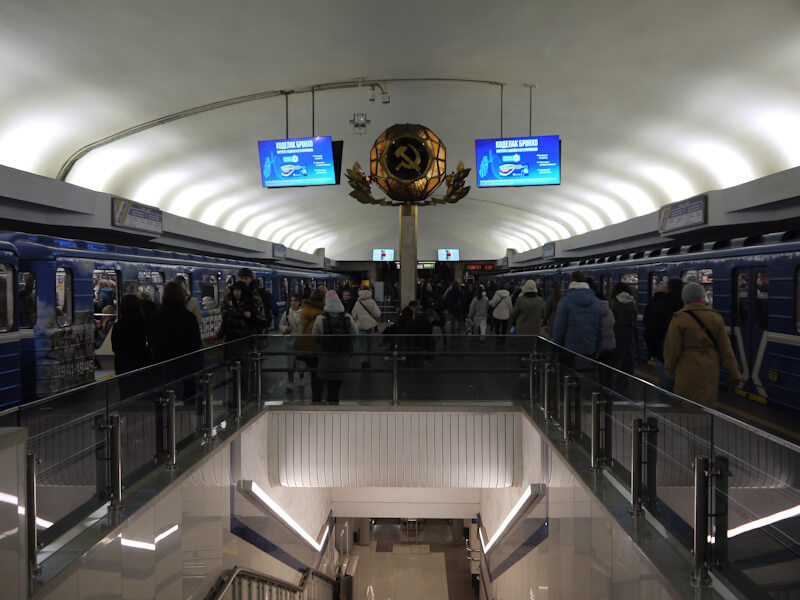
(480, 484, 535, 552)
(727, 504, 800, 539)
(154, 524, 179, 544)
(120, 537, 156, 551)
(0, 492, 18, 505)
(239, 480, 329, 551)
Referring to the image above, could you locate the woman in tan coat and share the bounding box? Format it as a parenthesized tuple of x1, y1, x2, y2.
(664, 282, 741, 404)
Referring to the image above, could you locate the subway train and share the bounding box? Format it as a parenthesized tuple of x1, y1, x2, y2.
(0, 231, 351, 406)
(492, 232, 800, 414)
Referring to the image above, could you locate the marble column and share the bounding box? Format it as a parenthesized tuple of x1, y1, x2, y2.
(399, 205, 418, 308)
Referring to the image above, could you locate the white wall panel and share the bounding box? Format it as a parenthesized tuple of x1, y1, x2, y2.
(269, 410, 520, 488)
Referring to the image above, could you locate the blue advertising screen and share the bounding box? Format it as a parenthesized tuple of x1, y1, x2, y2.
(258, 136, 336, 187)
(475, 135, 561, 187)
(373, 249, 395, 261)
(438, 249, 459, 261)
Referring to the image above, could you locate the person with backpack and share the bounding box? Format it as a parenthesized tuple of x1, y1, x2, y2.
(351, 285, 381, 368)
(312, 290, 358, 404)
(489, 284, 513, 344)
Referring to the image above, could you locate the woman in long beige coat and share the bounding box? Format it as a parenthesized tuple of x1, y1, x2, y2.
(663, 282, 741, 404)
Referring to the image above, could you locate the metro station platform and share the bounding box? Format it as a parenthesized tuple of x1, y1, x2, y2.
(1, 334, 797, 600)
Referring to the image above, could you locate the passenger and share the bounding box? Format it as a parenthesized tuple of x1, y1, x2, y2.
(111, 294, 150, 375)
(510, 280, 546, 337)
(610, 282, 637, 375)
(552, 271, 602, 358)
(341, 287, 356, 314)
(407, 308, 437, 367)
(594, 285, 616, 365)
(19, 275, 36, 327)
(351, 285, 381, 368)
(663, 282, 742, 404)
(312, 291, 358, 404)
(489, 284, 513, 342)
(217, 281, 266, 342)
(237, 268, 279, 330)
(468, 285, 490, 342)
(542, 281, 564, 338)
(420, 282, 444, 329)
(280, 294, 303, 388)
(95, 305, 116, 349)
(297, 288, 326, 401)
(174, 275, 202, 327)
(222, 268, 266, 333)
(443, 282, 465, 335)
(150, 282, 202, 364)
(643, 278, 684, 391)
(97, 279, 116, 312)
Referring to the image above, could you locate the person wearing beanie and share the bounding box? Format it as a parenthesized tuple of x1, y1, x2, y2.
(663, 281, 741, 404)
(510, 280, 546, 337)
(552, 271, 602, 357)
(312, 291, 358, 403)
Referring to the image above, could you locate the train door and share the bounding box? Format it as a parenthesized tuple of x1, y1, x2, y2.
(733, 268, 770, 402)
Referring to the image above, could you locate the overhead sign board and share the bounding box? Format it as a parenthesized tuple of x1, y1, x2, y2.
(659, 195, 707, 234)
(258, 136, 336, 187)
(272, 243, 287, 259)
(112, 198, 163, 234)
(542, 242, 555, 259)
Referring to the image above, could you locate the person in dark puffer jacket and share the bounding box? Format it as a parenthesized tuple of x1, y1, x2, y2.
(552, 271, 602, 357)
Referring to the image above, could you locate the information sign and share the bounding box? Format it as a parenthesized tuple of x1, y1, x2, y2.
(112, 198, 163, 234)
(658, 195, 707, 233)
(258, 136, 336, 187)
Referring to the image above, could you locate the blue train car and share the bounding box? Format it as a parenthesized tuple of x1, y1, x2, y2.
(494, 234, 800, 413)
(0, 241, 20, 408)
(0, 231, 349, 403)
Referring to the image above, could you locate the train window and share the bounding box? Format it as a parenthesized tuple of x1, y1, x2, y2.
(649, 272, 668, 297)
(55, 267, 73, 328)
(682, 269, 714, 307)
(0, 264, 13, 332)
(200, 274, 219, 309)
(601, 275, 612, 299)
(621, 273, 639, 298)
(756, 272, 769, 330)
(735, 272, 749, 325)
(18, 272, 36, 328)
(175, 272, 191, 291)
(137, 271, 165, 304)
(93, 269, 119, 316)
(796, 268, 800, 334)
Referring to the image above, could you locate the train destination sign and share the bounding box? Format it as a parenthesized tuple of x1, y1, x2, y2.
(258, 136, 336, 187)
(475, 135, 561, 187)
(658, 195, 707, 233)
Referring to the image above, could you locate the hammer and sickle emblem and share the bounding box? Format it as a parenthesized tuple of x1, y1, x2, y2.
(394, 145, 422, 171)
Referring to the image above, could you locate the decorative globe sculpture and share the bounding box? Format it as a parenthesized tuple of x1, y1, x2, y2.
(346, 123, 470, 207)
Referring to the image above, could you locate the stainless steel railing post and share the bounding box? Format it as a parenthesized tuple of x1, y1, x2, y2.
(231, 360, 242, 421)
(202, 374, 215, 443)
(543, 362, 553, 420)
(590, 392, 602, 469)
(630, 417, 643, 516)
(109, 414, 122, 512)
(561, 375, 576, 443)
(165, 389, 177, 470)
(644, 416, 659, 509)
(250, 352, 262, 403)
(691, 456, 711, 587)
(712, 456, 729, 568)
(528, 353, 535, 415)
(26, 452, 40, 581)
(384, 349, 406, 406)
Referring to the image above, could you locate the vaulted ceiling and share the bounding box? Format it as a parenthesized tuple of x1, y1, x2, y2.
(1, 1, 798, 259)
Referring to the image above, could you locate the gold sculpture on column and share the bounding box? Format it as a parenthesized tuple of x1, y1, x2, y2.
(346, 124, 470, 206)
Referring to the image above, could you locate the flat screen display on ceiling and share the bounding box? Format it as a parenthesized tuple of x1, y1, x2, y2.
(438, 249, 459, 261)
(475, 135, 561, 187)
(258, 136, 336, 187)
(373, 249, 395, 261)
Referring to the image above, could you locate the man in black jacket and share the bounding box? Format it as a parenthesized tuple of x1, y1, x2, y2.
(643, 277, 684, 391)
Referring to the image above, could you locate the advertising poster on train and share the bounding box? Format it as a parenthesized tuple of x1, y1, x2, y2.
(258, 136, 336, 187)
(475, 135, 561, 187)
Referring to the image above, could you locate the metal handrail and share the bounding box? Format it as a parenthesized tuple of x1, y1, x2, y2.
(208, 566, 336, 600)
